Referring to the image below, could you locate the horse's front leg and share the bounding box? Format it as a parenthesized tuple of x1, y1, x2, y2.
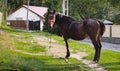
(64, 38, 70, 59)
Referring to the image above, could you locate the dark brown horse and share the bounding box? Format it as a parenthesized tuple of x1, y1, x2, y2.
(47, 10, 105, 62)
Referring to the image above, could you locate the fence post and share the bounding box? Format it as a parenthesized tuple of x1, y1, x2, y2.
(109, 25, 112, 38)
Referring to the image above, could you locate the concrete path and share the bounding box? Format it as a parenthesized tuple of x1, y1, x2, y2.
(80, 38, 120, 52)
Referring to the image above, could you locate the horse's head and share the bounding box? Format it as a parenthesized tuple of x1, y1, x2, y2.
(47, 9, 56, 28)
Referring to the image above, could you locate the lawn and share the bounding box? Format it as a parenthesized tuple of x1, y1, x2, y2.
(0, 21, 91, 71)
(51, 33, 120, 71)
(0, 17, 120, 71)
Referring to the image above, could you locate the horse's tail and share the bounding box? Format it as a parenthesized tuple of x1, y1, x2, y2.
(98, 21, 105, 36)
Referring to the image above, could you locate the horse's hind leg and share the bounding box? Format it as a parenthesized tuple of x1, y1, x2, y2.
(97, 37, 102, 61)
(90, 36, 101, 62)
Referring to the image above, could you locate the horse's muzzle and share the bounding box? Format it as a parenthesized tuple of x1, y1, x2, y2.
(49, 20, 55, 28)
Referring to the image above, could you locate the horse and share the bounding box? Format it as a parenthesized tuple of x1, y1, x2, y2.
(47, 10, 105, 63)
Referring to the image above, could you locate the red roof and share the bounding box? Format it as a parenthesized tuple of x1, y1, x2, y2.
(23, 5, 48, 18)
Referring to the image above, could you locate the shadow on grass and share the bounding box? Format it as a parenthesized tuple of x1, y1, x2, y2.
(0, 64, 88, 71)
(40, 64, 87, 71)
(0, 56, 90, 71)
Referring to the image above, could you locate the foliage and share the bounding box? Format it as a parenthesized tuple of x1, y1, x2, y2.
(0, 0, 5, 13)
(7, 0, 46, 14)
(70, 0, 111, 20)
(69, 0, 120, 25)
(1, 0, 120, 34)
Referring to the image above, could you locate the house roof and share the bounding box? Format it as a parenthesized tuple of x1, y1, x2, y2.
(103, 19, 113, 25)
(22, 5, 48, 18)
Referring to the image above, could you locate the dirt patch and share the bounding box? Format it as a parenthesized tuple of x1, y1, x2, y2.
(33, 36, 66, 57)
(33, 36, 107, 71)
(71, 53, 107, 71)
(9, 35, 107, 71)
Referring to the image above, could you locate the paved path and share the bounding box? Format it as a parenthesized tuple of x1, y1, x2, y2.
(80, 38, 120, 52)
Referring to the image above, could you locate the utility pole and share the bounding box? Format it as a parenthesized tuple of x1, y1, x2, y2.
(5, 0, 7, 23)
(26, 0, 30, 31)
(62, 0, 68, 16)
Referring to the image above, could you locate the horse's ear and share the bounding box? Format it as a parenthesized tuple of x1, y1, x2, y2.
(48, 9, 50, 13)
(53, 10, 56, 14)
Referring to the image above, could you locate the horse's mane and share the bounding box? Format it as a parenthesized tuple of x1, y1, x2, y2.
(56, 13, 75, 21)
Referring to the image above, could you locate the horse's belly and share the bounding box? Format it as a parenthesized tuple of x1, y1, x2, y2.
(69, 33, 88, 40)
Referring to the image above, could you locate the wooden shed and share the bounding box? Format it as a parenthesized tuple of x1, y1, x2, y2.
(7, 5, 48, 31)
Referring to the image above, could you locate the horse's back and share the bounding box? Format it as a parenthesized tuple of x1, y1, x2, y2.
(66, 21, 88, 40)
(83, 19, 101, 37)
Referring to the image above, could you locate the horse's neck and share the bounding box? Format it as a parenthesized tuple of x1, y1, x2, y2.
(55, 14, 74, 26)
(55, 14, 63, 26)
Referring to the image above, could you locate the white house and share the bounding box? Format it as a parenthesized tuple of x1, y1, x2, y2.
(7, 5, 48, 31)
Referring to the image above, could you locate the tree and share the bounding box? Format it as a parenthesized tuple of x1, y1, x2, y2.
(0, 0, 5, 13)
(69, 0, 120, 24)
(107, 0, 120, 10)
(69, 0, 110, 20)
(107, 0, 120, 24)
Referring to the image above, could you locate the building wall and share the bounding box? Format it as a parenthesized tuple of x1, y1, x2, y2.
(8, 20, 44, 31)
(8, 20, 26, 29)
(0, 12, 2, 26)
(103, 25, 120, 37)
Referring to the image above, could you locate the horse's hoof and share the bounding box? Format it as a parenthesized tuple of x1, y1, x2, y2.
(64, 58, 68, 63)
(93, 60, 98, 63)
(90, 61, 97, 64)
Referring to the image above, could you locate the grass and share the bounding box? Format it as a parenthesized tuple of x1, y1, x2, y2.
(84, 50, 120, 71)
(15, 41, 46, 53)
(0, 17, 120, 71)
(0, 30, 91, 71)
(51, 33, 120, 71)
(0, 50, 90, 71)
(0, 19, 91, 71)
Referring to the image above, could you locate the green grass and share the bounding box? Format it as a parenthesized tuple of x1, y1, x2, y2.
(15, 41, 46, 53)
(100, 50, 120, 71)
(0, 20, 91, 71)
(51, 34, 120, 71)
(51, 35, 94, 53)
(0, 31, 91, 71)
(0, 49, 91, 71)
(84, 50, 120, 71)
(0, 18, 120, 71)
